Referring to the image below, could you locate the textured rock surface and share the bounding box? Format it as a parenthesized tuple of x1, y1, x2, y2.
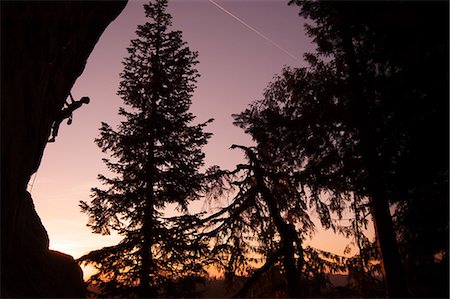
(1, 2, 127, 297)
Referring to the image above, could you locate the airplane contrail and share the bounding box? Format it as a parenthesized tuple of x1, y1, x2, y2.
(208, 0, 302, 63)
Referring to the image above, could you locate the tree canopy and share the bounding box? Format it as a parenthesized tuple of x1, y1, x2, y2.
(234, 1, 448, 297)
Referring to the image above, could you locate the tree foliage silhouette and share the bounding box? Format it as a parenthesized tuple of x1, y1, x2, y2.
(197, 145, 354, 298)
(235, 1, 448, 297)
(78, 1, 212, 297)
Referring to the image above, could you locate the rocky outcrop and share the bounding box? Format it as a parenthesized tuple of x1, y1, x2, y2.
(1, 2, 127, 297)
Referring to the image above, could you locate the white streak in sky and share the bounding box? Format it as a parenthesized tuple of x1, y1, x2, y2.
(208, 0, 302, 63)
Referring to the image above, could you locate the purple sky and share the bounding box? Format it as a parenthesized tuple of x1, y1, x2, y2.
(31, 0, 372, 277)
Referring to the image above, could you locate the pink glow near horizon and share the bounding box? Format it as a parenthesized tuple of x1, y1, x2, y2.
(31, 0, 373, 278)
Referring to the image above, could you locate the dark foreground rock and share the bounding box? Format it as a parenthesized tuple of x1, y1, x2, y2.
(1, 2, 126, 297)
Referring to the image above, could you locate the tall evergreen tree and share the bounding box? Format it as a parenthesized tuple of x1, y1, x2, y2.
(78, 1, 212, 297)
(290, 2, 448, 297)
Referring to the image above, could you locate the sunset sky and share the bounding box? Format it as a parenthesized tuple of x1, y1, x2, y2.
(31, 0, 373, 278)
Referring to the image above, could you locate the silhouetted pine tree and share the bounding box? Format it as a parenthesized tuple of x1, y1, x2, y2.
(78, 1, 212, 297)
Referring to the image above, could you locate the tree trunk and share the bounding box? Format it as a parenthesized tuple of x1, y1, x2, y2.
(340, 27, 407, 298)
(140, 114, 156, 299)
(251, 153, 301, 298)
(140, 204, 155, 298)
(139, 23, 163, 298)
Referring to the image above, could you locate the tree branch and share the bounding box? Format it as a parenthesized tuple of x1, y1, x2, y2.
(232, 248, 283, 298)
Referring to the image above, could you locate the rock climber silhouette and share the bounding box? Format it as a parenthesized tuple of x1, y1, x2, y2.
(48, 93, 89, 142)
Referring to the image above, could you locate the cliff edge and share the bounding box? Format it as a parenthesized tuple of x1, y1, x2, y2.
(1, 2, 127, 297)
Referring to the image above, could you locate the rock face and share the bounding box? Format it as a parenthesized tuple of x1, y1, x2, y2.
(1, 2, 127, 297)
